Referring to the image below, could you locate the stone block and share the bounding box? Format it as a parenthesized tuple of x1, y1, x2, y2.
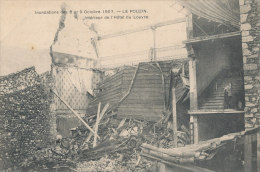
(242, 35, 254, 42)
(245, 123, 254, 128)
(241, 23, 252, 30)
(240, 14, 248, 23)
(244, 76, 253, 80)
(246, 102, 256, 107)
(247, 54, 258, 58)
(252, 47, 259, 52)
(242, 43, 248, 49)
(243, 56, 247, 63)
(245, 0, 252, 4)
(255, 113, 260, 117)
(243, 48, 252, 55)
(251, 117, 256, 124)
(240, 4, 251, 13)
(245, 113, 254, 117)
(255, 76, 260, 80)
(245, 84, 253, 89)
(251, 108, 258, 113)
(244, 63, 257, 70)
(242, 30, 250, 36)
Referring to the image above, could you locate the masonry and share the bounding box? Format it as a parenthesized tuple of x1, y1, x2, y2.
(0, 67, 51, 170)
(239, 0, 260, 128)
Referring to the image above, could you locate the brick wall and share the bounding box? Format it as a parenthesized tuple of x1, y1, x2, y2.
(0, 67, 51, 170)
(239, 0, 260, 128)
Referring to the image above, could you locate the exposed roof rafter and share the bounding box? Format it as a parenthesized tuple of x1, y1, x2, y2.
(183, 31, 241, 44)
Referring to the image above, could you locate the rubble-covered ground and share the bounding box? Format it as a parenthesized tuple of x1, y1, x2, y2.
(18, 116, 190, 172)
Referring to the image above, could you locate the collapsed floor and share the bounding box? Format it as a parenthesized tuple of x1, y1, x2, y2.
(19, 115, 190, 171)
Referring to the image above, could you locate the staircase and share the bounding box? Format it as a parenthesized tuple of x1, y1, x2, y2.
(199, 75, 244, 110)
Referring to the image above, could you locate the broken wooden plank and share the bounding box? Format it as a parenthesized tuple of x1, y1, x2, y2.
(51, 89, 98, 138)
(188, 109, 245, 115)
(117, 119, 126, 129)
(183, 31, 241, 44)
(85, 103, 110, 143)
(93, 103, 101, 148)
(171, 86, 178, 147)
(141, 152, 214, 172)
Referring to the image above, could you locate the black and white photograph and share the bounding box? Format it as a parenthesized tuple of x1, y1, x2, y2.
(0, 0, 260, 171)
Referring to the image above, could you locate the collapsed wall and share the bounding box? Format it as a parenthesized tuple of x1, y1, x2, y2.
(49, 5, 103, 138)
(239, 0, 260, 128)
(0, 67, 51, 170)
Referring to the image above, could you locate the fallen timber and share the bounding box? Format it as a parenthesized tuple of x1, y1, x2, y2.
(141, 127, 260, 171)
(51, 89, 99, 138)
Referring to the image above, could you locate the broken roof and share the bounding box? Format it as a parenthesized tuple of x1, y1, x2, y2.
(176, 0, 240, 28)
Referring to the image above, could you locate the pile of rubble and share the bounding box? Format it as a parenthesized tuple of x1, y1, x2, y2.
(20, 109, 190, 171)
(0, 65, 190, 171)
(0, 67, 51, 171)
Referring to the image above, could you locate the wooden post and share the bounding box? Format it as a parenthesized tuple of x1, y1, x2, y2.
(190, 122, 194, 144)
(186, 13, 193, 39)
(93, 103, 101, 147)
(189, 60, 198, 110)
(190, 115, 199, 144)
(171, 86, 178, 147)
(244, 134, 252, 172)
(257, 128, 260, 172)
(51, 89, 98, 138)
(158, 162, 166, 172)
(151, 27, 157, 61)
(193, 115, 199, 144)
(189, 59, 199, 144)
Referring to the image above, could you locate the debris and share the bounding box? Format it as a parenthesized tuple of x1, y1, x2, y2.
(93, 102, 101, 147)
(51, 89, 98, 137)
(85, 103, 109, 144)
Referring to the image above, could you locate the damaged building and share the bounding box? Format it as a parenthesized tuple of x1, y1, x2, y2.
(0, 0, 260, 171)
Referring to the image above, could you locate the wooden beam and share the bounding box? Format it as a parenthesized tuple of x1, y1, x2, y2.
(183, 31, 241, 44)
(188, 109, 245, 115)
(189, 60, 198, 110)
(51, 89, 98, 138)
(152, 28, 157, 61)
(186, 13, 193, 39)
(98, 18, 186, 40)
(257, 129, 260, 172)
(158, 162, 166, 172)
(141, 152, 214, 172)
(93, 103, 101, 147)
(171, 86, 178, 147)
(85, 103, 109, 143)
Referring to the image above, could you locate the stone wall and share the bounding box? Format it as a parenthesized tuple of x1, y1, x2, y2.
(40, 71, 57, 139)
(0, 67, 51, 170)
(239, 0, 260, 128)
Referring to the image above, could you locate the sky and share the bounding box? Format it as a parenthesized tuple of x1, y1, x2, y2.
(0, 0, 187, 75)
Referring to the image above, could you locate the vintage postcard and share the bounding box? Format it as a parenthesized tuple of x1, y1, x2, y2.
(0, 0, 259, 171)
